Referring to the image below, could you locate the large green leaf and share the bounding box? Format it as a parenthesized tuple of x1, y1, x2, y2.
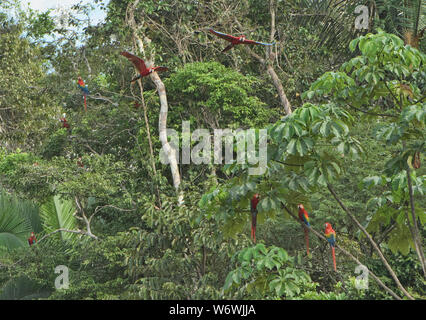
(0, 191, 32, 250)
(40, 195, 78, 241)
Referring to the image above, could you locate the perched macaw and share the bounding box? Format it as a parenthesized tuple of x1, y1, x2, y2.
(120, 51, 169, 82)
(59, 114, 70, 129)
(28, 232, 36, 246)
(325, 222, 337, 271)
(77, 157, 84, 168)
(209, 29, 275, 52)
(77, 77, 90, 112)
(298, 204, 310, 255)
(251, 193, 260, 243)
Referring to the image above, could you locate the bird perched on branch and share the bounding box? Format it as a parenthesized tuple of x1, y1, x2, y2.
(120, 51, 168, 83)
(28, 232, 37, 246)
(209, 29, 275, 52)
(250, 193, 260, 243)
(77, 77, 90, 112)
(325, 222, 337, 271)
(298, 204, 310, 255)
(59, 114, 70, 129)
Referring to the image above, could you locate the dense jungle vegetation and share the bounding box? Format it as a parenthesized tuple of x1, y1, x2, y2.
(0, 0, 424, 300)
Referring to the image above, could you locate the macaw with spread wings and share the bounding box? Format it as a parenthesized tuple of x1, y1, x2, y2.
(120, 51, 168, 82)
(209, 29, 275, 52)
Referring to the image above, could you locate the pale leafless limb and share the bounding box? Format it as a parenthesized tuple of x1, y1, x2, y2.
(37, 227, 98, 242)
(74, 196, 98, 239)
(90, 93, 119, 106)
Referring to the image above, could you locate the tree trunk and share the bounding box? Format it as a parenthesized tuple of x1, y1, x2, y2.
(152, 71, 184, 204)
(127, 0, 183, 205)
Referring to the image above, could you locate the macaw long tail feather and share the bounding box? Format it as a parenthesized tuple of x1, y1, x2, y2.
(84, 95, 87, 112)
(331, 246, 336, 271)
(251, 212, 257, 243)
(304, 226, 309, 255)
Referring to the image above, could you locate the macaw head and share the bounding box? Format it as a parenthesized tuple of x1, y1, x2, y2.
(325, 222, 332, 231)
(253, 193, 260, 200)
(239, 35, 246, 42)
(30, 232, 35, 237)
(298, 204, 304, 210)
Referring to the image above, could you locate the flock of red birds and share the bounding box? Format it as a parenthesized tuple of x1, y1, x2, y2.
(59, 29, 275, 127)
(45, 29, 338, 270)
(251, 195, 337, 272)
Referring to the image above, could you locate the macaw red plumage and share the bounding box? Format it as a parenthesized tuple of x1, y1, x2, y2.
(209, 29, 275, 52)
(250, 193, 260, 243)
(298, 204, 310, 255)
(59, 115, 70, 129)
(120, 51, 169, 83)
(28, 232, 36, 246)
(325, 222, 337, 271)
(77, 77, 90, 112)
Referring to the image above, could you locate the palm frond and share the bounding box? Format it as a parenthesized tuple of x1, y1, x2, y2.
(0, 191, 31, 250)
(287, 0, 370, 51)
(40, 195, 78, 242)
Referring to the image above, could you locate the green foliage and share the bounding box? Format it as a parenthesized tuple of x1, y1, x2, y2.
(0, 0, 424, 301)
(41, 129, 68, 160)
(0, 190, 41, 251)
(223, 244, 314, 299)
(0, 276, 51, 300)
(166, 61, 275, 129)
(40, 195, 78, 242)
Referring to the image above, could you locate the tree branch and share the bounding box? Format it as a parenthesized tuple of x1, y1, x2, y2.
(405, 166, 426, 277)
(282, 204, 402, 300)
(327, 184, 414, 299)
(37, 228, 98, 242)
(347, 104, 398, 118)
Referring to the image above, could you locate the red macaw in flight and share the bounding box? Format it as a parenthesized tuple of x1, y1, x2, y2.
(325, 222, 337, 271)
(77, 77, 90, 112)
(209, 29, 275, 52)
(251, 193, 260, 243)
(298, 204, 310, 255)
(120, 51, 168, 83)
(28, 232, 37, 246)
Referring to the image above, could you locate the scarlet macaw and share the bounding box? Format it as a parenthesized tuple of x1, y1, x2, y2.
(209, 29, 275, 52)
(298, 204, 310, 255)
(77, 157, 84, 168)
(251, 193, 260, 243)
(77, 77, 90, 112)
(59, 114, 70, 129)
(325, 222, 337, 271)
(120, 51, 168, 83)
(28, 232, 36, 246)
